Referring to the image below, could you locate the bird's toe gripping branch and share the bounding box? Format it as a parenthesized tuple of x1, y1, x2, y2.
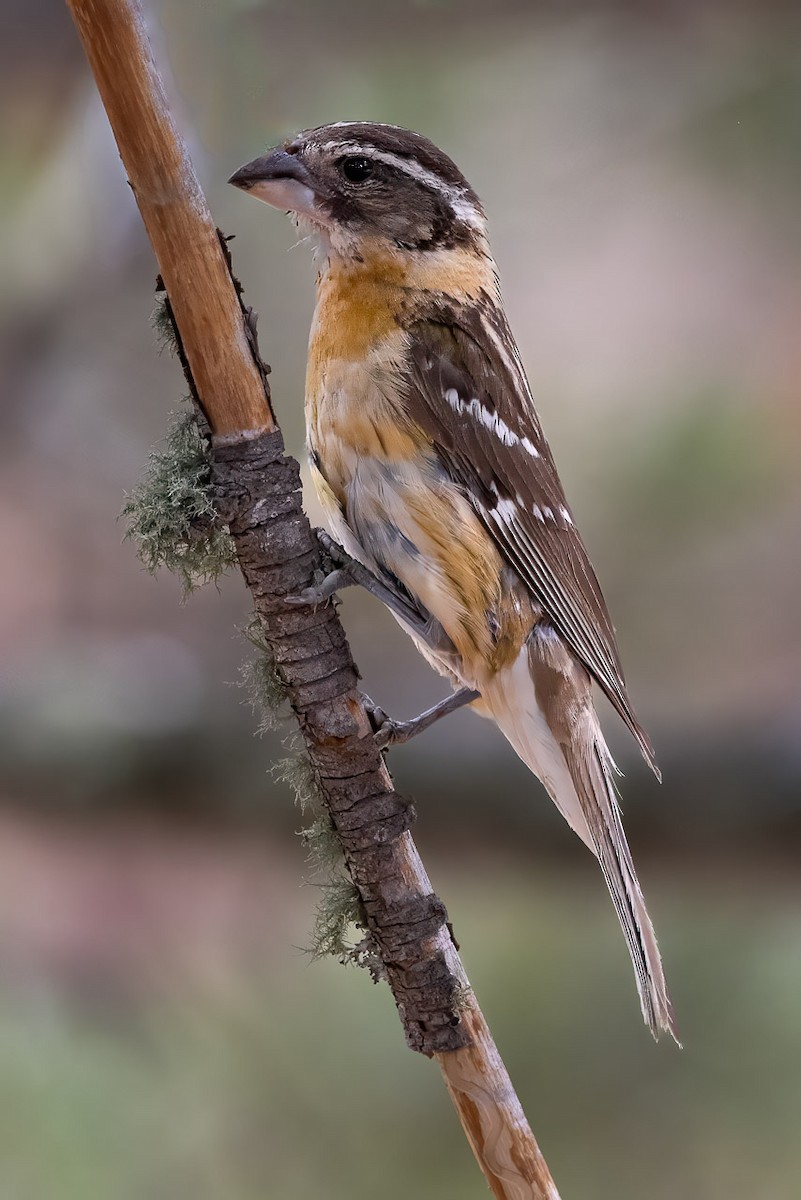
(363, 687, 481, 749)
(284, 530, 394, 611)
(284, 566, 355, 610)
(293, 533, 483, 748)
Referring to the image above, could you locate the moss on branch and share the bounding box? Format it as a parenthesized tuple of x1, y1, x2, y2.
(122, 410, 236, 592)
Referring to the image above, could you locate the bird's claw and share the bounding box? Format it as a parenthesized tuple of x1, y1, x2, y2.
(284, 567, 353, 610)
(362, 686, 480, 750)
(284, 584, 328, 610)
(374, 718, 413, 749)
(361, 695, 393, 746)
(361, 694, 417, 749)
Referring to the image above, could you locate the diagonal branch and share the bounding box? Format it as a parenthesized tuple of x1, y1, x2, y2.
(65, 1, 561, 1195)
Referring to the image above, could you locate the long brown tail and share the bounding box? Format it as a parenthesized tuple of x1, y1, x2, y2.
(563, 725, 679, 1042)
(483, 634, 679, 1043)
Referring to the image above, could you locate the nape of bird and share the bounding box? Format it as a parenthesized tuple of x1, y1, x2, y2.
(230, 121, 678, 1043)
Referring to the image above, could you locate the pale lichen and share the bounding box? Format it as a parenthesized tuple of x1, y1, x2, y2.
(239, 614, 288, 733)
(272, 739, 366, 964)
(307, 875, 364, 963)
(128, 303, 365, 966)
(122, 410, 236, 593)
(151, 294, 178, 356)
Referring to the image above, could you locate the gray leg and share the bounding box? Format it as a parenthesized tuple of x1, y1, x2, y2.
(312, 532, 414, 614)
(364, 686, 480, 749)
(285, 556, 410, 614)
(286, 531, 405, 613)
(289, 532, 456, 659)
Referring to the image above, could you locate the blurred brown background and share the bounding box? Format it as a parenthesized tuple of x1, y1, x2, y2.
(1, 1, 800, 1197)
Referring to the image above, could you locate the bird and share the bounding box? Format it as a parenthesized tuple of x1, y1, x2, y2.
(229, 122, 677, 1042)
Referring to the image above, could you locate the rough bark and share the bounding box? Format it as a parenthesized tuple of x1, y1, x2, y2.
(211, 427, 469, 1054)
(66, 0, 563, 1195)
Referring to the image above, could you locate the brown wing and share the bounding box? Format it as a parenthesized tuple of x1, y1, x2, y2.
(401, 298, 658, 774)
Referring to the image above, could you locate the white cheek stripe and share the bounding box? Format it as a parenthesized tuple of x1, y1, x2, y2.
(444, 388, 540, 457)
(317, 140, 486, 231)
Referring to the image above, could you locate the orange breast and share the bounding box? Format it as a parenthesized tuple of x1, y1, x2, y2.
(309, 254, 406, 368)
(307, 240, 494, 370)
(303, 243, 531, 679)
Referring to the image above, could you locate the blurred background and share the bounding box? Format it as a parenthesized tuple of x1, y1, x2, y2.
(2, 0, 801, 1196)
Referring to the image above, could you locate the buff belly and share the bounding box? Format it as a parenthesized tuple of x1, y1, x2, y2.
(309, 445, 501, 688)
(305, 302, 528, 689)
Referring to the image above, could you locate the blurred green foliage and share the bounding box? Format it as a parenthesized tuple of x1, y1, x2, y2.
(1, 2, 800, 1197)
(683, 49, 801, 193)
(616, 390, 782, 542)
(0, 866, 798, 1199)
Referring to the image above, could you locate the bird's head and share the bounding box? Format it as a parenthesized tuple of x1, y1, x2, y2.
(229, 122, 488, 262)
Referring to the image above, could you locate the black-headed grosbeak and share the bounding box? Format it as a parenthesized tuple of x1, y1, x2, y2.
(230, 122, 676, 1041)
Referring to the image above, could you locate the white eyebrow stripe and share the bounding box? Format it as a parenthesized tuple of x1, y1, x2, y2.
(324, 121, 405, 131)
(317, 140, 485, 230)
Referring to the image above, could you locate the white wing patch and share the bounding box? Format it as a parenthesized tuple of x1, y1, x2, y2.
(444, 388, 540, 457)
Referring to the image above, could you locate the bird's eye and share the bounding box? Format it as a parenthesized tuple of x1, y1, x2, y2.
(340, 156, 373, 183)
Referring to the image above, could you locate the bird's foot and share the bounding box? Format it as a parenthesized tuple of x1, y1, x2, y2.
(287, 530, 416, 617)
(284, 532, 364, 608)
(284, 567, 355, 609)
(362, 687, 480, 749)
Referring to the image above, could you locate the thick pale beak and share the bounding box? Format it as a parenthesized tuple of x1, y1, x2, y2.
(228, 148, 319, 218)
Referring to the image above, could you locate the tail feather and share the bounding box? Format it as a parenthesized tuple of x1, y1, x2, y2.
(565, 729, 678, 1043)
(483, 636, 678, 1043)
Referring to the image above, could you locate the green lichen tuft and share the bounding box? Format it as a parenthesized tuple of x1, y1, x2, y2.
(308, 875, 364, 963)
(151, 295, 179, 356)
(272, 745, 325, 817)
(300, 814, 342, 872)
(122, 411, 236, 593)
(239, 616, 287, 733)
(272, 741, 366, 964)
